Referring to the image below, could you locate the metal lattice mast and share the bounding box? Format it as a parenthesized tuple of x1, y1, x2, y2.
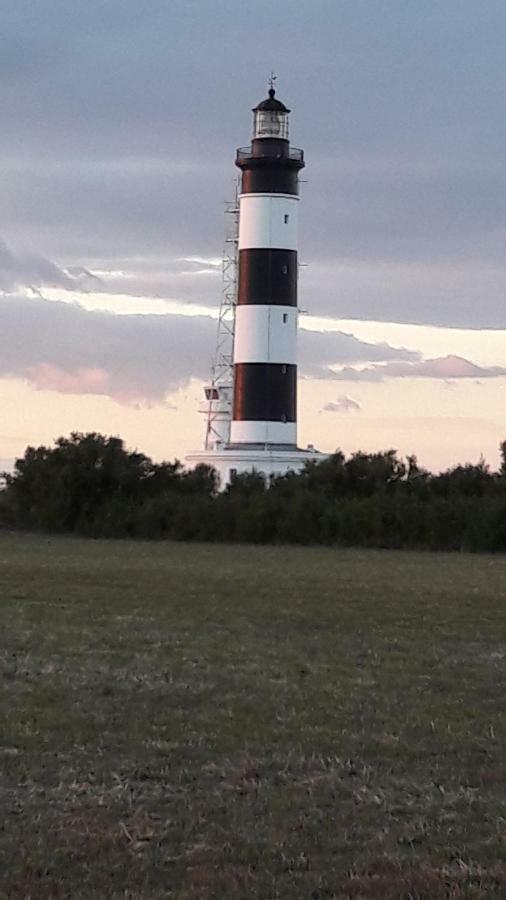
(203, 182, 239, 450)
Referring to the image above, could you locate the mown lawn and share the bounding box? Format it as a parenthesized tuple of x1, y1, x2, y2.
(0, 532, 505, 899)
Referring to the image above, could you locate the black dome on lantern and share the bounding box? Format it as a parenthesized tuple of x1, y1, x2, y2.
(253, 88, 290, 114)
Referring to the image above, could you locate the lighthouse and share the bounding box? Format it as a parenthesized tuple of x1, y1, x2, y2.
(187, 84, 324, 485)
(231, 86, 302, 448)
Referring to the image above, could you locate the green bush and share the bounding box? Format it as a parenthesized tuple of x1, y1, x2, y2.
(3, 433, 506, 553)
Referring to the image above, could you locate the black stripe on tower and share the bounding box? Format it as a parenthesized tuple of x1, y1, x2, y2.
(233, 363, 296, 422)
(236, 137, 304, 195)
(241, 166, 299, 195)
(237, 249, 297, 306)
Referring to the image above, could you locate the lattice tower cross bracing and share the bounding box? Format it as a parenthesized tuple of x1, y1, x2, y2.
(202, 183, 239, 450)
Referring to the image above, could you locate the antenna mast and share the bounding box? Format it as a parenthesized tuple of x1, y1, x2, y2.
(202, 181, 239, 450)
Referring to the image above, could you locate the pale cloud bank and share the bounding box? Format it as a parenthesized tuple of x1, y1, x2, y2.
(0, 295, 212, 404)
(334, 355, 506, 382)
(0, 294, 422, 404)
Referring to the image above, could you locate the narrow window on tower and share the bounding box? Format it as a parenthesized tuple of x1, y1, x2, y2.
(281, 365, 287, 374)
(281, 265, 288, 275)
(282, 313, 288, 324)
(284, 214, 289, 224)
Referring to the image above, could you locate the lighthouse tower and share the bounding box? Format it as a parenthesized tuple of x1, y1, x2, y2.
(187, 84, 323, 486)
(231, 87, 302, 448)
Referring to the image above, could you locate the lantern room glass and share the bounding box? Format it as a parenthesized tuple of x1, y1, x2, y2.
(254, 110, 289, 140)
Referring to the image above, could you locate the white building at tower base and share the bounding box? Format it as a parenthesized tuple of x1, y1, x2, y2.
(186, 444, 324, 489)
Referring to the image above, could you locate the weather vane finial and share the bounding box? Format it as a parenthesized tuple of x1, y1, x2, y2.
(268, 71, 277, 93)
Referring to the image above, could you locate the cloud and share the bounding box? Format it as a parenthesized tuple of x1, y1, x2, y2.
(322, 395, 361, 414)
(333, 355, 506, 382)
(299, 328, 419, 377)
(0, 2, 504, 327)
(299, 259, 506, 330)
(0, 238, 100, 293)
(0, 294, 215, 404)
(0, 237, 222, 307)
(0, 294, 426, 404)
(28, 363, 110, 394)
(85, 255, 221, 306)
(2, 292, 501, 412)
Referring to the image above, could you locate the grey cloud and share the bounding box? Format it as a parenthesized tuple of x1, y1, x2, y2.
(306, 156, 506, 265)
(0, 239, 100, 293)
(0, 295, 215, 404)
(88, 256, 221, 306)
(322, 395, 361, 414)
(333, 355, 506, 383)
(0, 160, 229, 261)
(3, 154, 503, 327)
(299, 257, 506, 331)
(2, 1, 503, 158)
(0, 1, 504, 328)
(0, 295, 425, 403)
(299, 329, 419, 377)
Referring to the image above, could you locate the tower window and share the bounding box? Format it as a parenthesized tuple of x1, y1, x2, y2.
(281, 265, 288, 275)
(281, 364, 287, 374)
(284, 214, 289, 224)
(282, 313, 288, 323)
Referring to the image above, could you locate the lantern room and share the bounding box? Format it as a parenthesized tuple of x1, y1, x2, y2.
(253, 88, 290, 141)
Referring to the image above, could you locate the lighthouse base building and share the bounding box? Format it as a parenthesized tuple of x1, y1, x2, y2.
(187, 442, 322, 489)
(187, 85, 325, 487)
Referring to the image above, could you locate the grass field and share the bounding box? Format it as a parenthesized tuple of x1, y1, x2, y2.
(0, 533, 505, 899)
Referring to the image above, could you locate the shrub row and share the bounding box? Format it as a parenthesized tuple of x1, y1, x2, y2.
(2, 433, 506, 551)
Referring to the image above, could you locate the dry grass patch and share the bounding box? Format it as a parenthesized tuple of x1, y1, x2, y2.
(0, 533, 505, 898)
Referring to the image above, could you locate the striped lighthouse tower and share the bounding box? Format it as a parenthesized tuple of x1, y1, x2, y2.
(230, 86, 304, 448)
(187, 83, 324, 486)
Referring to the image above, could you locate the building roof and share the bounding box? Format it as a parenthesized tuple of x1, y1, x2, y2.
(253, 88, 290, 114)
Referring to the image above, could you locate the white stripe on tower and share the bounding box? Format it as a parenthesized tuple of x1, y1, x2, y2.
(233, 305, 297, 365)
(238, 194, 299, 251)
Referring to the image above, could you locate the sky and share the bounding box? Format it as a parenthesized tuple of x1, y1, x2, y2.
(1, 0, 505, 473)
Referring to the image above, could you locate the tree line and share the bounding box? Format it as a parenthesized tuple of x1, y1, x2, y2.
(1, 431, 506, 551)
